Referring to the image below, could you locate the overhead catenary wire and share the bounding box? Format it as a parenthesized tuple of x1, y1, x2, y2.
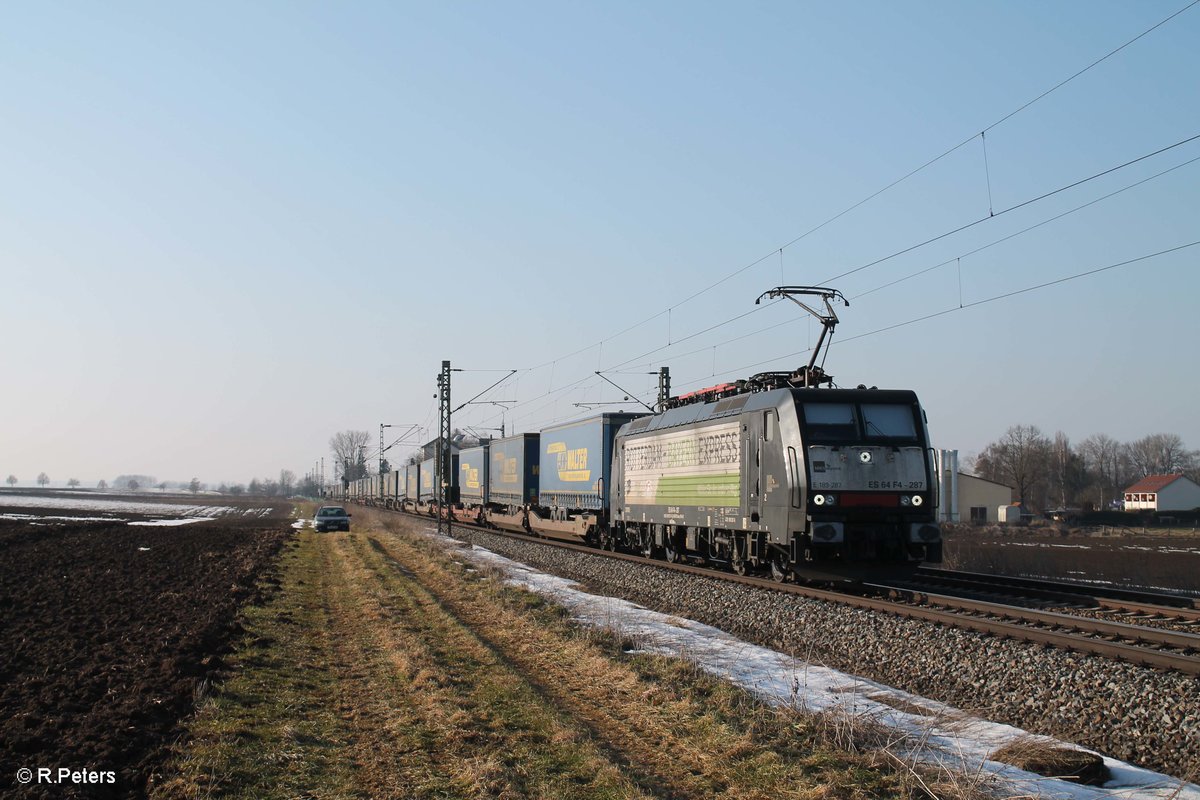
(459, 6, 1200, 435)
(511, 138, 1200, 399)
(667, 240, 1200, 395)
(602, 148, 1200, 370)
(852, 152, 1200, 300)
(823, 132, 1200, 285)
(476, 137, 1198, 435)
(505, 2, 1197, 381)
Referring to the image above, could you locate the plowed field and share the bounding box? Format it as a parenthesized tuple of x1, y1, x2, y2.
(0, 510, 290, 799)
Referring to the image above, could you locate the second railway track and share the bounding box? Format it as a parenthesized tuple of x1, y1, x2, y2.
(360, 502, 1200, 676)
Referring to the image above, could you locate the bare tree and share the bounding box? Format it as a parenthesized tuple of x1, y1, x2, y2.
(5, 475, 16, 488)
(37, 472, 50, 488)
(279, 469, 295, 496)
(157, 481, 168, 492)
(189, 477, 201, 494)
(97, 479, 108, 490)
(330, 430, 371, 485)
(1080, 433, 1123, 508)
(128, 479, 140, 492)
(1048, 432, 1087, 509)
(1126, 433, 1197, 478)
(229, 484, 245, 496)
(67, 478, 80, 489)
(975, 425, 1052, 510)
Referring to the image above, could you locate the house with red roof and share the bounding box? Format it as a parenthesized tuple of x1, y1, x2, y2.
(1122, 473, 1200, 512)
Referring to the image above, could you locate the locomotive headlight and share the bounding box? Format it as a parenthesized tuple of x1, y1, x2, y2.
(900, 495, 911, 506)
(813, 494, 826, 506)
(911, 495, 924, 507)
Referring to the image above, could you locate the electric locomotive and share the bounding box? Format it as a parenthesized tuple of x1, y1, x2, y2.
(609, 379, 941, 580)
(607, 286, 940, 580)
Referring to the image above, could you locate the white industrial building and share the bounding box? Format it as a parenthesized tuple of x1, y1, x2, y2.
(934, 450, 1016, 524)
(1123, 474, 1200, 512)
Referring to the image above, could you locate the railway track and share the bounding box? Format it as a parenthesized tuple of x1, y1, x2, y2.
(914, 566, 1200, 609)
(355, 503, 1200, 676)
(899, 567, 1200, 631)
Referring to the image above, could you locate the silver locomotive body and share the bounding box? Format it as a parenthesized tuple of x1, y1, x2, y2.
(610, 386, 941, 578)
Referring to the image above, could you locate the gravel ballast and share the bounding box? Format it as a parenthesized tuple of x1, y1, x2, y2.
(434, 523, 1200, 780)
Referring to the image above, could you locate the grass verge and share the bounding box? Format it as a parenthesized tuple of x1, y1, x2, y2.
(155, 507, 996, 799)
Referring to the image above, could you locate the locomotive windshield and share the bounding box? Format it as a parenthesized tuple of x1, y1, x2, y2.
(802, 401, 919, 443)
(860, 403, 917, 439)
(801, 403, 857, 442)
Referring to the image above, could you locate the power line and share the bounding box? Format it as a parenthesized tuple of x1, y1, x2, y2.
(823, 132, 1200, 284)
(982, 0, 1199, 134)
(669, 239, 1200, 394)
(455, 6, 1200, 432)
(503, 142, 1200, 414)
(507, 3, 1196, 382)
(853, 153, 1200, 300)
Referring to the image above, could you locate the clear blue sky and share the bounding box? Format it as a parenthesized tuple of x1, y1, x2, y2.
(2, 1, 1197, 486)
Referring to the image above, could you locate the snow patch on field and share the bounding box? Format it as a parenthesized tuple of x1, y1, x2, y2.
(424, 527, 1199, 800)
(128, 518, 215, 527)
(1, 513, 126, 522)
(0, 494, 262, 518)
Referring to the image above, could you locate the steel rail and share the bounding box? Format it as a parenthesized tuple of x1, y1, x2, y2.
(357, 502, 1200, 675)
(864, 583, 1200, 652)
(917, 566, 1200, 610)
(912, 567, 1200, 622)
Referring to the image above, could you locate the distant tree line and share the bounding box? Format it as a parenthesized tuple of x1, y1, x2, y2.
(972, 427, 1198, 512)
(213, 470, 307, 498)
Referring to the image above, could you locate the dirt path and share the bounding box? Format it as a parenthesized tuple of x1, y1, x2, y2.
(154, 509, 912, 799)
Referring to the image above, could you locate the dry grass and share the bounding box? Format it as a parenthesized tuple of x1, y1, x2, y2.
(990, 735, 1109, 786)
(155, 506, 1007, 799)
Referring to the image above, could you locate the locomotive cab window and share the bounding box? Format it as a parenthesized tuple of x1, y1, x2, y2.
(801, 403, 857, 442)
(860, 403, 917, 440)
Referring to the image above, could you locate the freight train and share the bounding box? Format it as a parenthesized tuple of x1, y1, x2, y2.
(341, 287, 942, 581)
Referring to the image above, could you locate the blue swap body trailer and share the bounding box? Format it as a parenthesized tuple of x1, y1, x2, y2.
(529, 412, 645, 543)
(609, 386, 941, 580)
(403, 463, 420, 511)
(419, 454, 459, 513)
(483, 433, 540, 533)
(455, 445, 489, 524)
(458, 445, 489, 507)
(386, 469, 402, 508)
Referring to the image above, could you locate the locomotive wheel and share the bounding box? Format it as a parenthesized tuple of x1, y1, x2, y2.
(663, 536, 682, 563)
(730, 537, 747, 575)
(769, 555, 790, 583)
